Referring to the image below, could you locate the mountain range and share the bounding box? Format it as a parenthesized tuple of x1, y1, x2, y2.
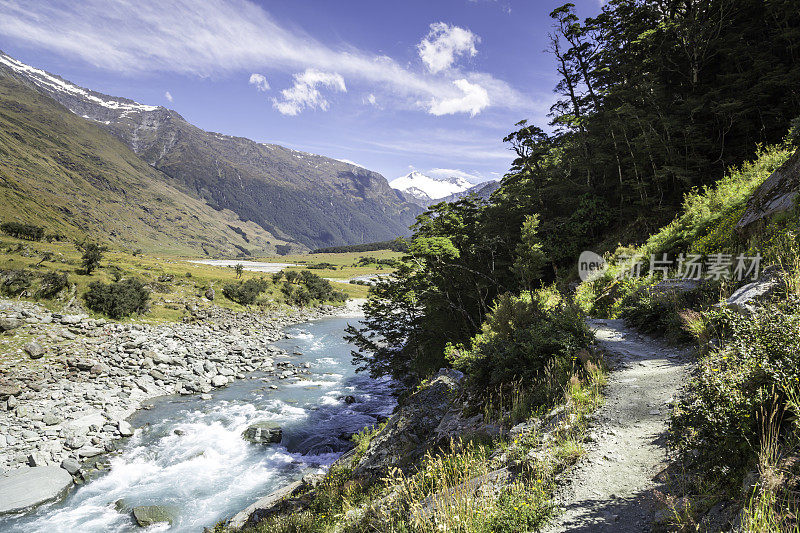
(390, 171, 499, 206)
(0, 51, 422, 255)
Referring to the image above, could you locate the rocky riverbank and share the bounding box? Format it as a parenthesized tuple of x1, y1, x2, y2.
(0, 298, 359, 513)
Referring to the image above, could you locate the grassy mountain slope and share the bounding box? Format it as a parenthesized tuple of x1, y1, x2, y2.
(0, 51, 421, 250)
(0, 74, 290, 256)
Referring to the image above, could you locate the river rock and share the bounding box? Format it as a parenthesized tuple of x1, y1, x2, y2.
(242, 422, 282, 445)
(60, 458, 81, 476)
(211, 375, 228, 387)
(118, 421, 133, 437)
(24, 341, 45, 359)
(131, 505, 175, 527)
(0, 466, 73, 514)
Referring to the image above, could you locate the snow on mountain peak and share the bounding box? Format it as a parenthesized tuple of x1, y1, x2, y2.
(389, 171, 472, 200)
(0, 52, 158, 114)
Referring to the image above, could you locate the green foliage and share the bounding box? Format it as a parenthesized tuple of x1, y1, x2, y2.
(512, 215, 546, 292)
(83, 278, 150, 318)
(618, 281, 722, 342)
(311, 238, 409, 254)
(222, 277, 269, 305)
(639, 145, 793, 259)
(0, 270, 32, 297)
(36, 271, 69, 299)
(234, 263, 244, 279)
(275, 244, 292, 256)
(281, 270, 346, 306)
(446, 288, 592, 399)
(671, 299, 800, 485)
(0, 222, 44, 241)
(76, 241, 107, 275)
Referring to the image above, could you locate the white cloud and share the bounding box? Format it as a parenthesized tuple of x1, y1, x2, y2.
(366, 93, 377, 106)
(427, 168, 486, 183)
(428, 79, 489, 117)
(248, 73, 270, 91)
(417, 22, 479, 73)
(0, 0, 535, 117)
(272, 69, 346, 115)
(164, 90, 173, 102)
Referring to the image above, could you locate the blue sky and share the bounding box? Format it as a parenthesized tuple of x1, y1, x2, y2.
(0, 0, 602, 183)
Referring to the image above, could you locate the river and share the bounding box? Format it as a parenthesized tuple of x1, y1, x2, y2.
(0, 316, 395, 532)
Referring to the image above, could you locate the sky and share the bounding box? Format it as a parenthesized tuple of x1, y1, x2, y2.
(0, 0, 603, 184)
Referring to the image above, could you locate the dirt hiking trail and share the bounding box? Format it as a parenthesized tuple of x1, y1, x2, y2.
(542, 318, 692, 532)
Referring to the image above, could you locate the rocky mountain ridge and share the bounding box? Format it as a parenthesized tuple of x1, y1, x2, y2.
(0, 51, 421, 250)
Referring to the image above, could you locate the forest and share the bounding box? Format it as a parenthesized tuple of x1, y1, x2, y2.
(347, 0, 800, 385)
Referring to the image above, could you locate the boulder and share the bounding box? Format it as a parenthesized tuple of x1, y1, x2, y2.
(211, 375, 228, 387)
(723, 267, 785, 314)
(24, 341, 45, 359)
(0, 318, 21, 332)
(118, 421, 134, 437)
(0, 379, 21, 400)
(205, 288, 215, 301)
(738, 148, 800, 232)
(353, 368, 463, 476)
(0, 466, 73, 514)
(60, 458, 81, 476)
(242, 422, 283, 445)
(131, 505, 175, 527)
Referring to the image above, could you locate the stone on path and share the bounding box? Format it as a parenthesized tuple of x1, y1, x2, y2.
(23, 341, 45, 359)
(0, 466, 73, 514)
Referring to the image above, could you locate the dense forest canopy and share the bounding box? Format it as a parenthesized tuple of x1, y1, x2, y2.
(347, 0, 800, 384)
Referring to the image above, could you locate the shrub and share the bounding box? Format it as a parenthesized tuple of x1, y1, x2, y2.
(671, 298, 800, 486)
(83, 278, 150, 318)
(618, 280, 722, 342)
(37, 271, 69, 299)
(446, 287, 592, 402)
(0, 270, 32, 297)
(222, 277, 269, 305)
(0, 222, 44, 241)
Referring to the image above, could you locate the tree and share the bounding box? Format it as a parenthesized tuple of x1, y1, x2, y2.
(512, 215, 547, 293)
(234, 263, 244, 279)
(77, 242, 107, 275)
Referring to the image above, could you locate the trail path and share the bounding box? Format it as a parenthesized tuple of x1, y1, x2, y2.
(542, 318, 692, 532)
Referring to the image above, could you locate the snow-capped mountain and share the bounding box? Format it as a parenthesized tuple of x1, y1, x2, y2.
(390, 171, 473, 203)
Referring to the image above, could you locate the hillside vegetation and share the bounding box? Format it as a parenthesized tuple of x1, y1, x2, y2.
(0, 75, 295, 257)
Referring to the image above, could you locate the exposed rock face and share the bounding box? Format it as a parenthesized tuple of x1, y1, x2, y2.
(353, 369, 464, 477)
(0, 466, 73, 514)
(242, 422, 283, 445)
(737, 148, 800, 232)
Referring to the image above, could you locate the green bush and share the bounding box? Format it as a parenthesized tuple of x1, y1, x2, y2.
(222, 277, 269, 305)
(618, 280, 722, 342)
(0, 222, 44, 241)
(671, 298, 800, 485)
(36, 271, 69, 299)
(0, 270, 32, 296)
(83, 278, 150, 318)
(446, 287, 592, 401)
(280, 270, 347, 306)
